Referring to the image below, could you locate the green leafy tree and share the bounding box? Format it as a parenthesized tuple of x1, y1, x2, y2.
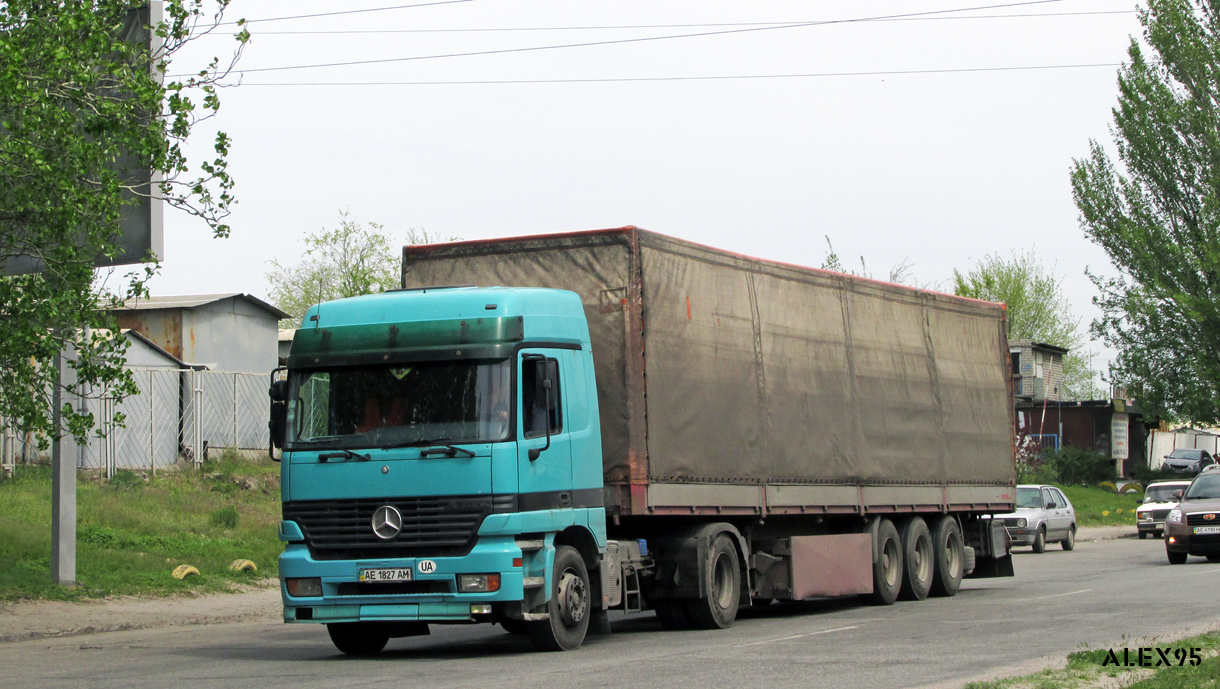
(0, 1, 248, 446)
(267, 212, 459, 326)
(953, 251, 1103, 400)
(1071, 0, 1220, 423)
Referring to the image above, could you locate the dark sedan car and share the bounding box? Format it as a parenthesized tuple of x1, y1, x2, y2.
(1161, 448, 1216, 475)
(1164, 471, 1220, 564)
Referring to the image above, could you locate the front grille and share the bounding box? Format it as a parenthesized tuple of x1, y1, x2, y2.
(1001, 518, 1024, 527)
(284, 494, 517, 560)
(1190, 534, 1220, 546)
(1186, 513, 1220, 526)
(1149, 509, 1171, 521)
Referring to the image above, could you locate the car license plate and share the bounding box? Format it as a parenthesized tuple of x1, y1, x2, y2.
(359, 568, 412, 582)
(1193, 526, 1220, 535)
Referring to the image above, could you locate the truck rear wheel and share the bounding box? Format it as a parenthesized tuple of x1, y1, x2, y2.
(899, 517, 933, 601)
(929, 516, 964, 597)
(863, 518, 903, 605)
(327, 622, 390, 656)
(528, 545, 591, 651)
(684, 534, 741, 629)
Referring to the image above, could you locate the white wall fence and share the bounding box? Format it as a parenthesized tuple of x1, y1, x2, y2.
(1, 369, 270, 473)
(1146, 430, 1220, 469)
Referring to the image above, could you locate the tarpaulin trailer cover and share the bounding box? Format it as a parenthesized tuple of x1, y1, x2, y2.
(402, 228, 1015, 515)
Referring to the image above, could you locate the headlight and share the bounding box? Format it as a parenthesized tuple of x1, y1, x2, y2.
(1138, 512, 1152, 522)
(285, 577, 323, 597)
(1167, 509, 1183, 523)
(458, 573, 501, 593)
(1016, 518, 1027, 527)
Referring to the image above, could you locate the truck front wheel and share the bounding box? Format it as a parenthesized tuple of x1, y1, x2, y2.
(528, 545, 591, 651)
(327, 622, 390, 656)
(684, 533, 741, 629)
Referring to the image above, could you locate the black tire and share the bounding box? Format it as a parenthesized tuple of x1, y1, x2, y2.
(1138, 531, 1148, 540)
(929, 516, 964, 598)
(653, 600, 692, 630)
(500, 619, 529, 635)
(1167, 548, 1188, 565)
(1206, 554, 1220, 563)
(327, 622, 390, 656)
(1062, 525, 1076, 551)
(1032, 526, 1046, 554)
(527, 545, 591, 651)
(684, 534, 741, 629)
(863, 518, 903, 605)
(899, 517, 933, 601)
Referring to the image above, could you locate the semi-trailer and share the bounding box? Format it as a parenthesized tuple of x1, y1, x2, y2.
(271, 227, 1016, 654)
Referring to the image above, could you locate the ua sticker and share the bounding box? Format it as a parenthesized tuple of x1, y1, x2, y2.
(417, 560, 437, 574)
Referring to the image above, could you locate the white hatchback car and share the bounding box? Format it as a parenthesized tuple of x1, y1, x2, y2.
(993, 484, 1077, 553)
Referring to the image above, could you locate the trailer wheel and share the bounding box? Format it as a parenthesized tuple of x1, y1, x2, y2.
(528, 545, 591, 651)
(327, 622, 390, 656)
(899, 517, 933, 601)
(653, 600, 692, 630)
(929, 516, 964, 597)
(684, 534, 741, 629)
(864, 518, 903, 605)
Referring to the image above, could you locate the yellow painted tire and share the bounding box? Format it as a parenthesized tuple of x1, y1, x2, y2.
(1099, 481, 1117, 493)
(172, 564, 200, 579)
(229, 559, 257, 572)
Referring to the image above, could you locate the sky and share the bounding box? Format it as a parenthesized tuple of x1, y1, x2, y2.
(143, 0, 1146, 373)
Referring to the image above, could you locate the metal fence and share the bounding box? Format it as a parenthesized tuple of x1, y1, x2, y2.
(1, 369, 270, 473)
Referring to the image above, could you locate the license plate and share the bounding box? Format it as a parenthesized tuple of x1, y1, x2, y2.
(1193, 526, 1220, 535)
(359, 568, 412, 582)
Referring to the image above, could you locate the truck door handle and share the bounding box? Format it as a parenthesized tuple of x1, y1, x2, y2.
(558, 492, 571, 507)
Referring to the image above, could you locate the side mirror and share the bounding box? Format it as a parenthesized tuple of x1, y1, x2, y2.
(1173, 489, 1185, 500)
(527, 359, 553, 461)
(268, 373, 288, 460)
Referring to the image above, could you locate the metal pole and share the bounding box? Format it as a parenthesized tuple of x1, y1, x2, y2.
(233, 374, 238, 451)
(194, 370, 202, 464)
(51, 350, 75, 586)
(149, 370, 156, 477)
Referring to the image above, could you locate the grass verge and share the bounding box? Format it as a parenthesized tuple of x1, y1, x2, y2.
(965, 629, 1220, 689)
(1059, 485, 1142, 527)
(0, 452, 281, 601)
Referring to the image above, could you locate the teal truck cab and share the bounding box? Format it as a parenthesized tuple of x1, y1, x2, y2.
(271, 229, 1016, 655)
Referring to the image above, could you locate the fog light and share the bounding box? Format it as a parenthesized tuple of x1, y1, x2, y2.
(470, 604, 493, 615)
(286, 577, 323, 597)
(1169, 536, 1178, 544)
(458, 573, 501, 593)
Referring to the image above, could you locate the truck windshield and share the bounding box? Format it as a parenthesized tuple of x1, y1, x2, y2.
(285, 359, 511, 449)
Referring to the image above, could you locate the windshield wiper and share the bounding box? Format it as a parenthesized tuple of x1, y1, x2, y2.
(292, 438, 371, 462)
(415, 437, 477, 458)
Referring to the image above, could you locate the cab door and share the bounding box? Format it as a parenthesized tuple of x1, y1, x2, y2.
(517, 351, 574, 510)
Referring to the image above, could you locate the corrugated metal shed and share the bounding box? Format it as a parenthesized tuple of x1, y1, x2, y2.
(112, 294, 287, 374)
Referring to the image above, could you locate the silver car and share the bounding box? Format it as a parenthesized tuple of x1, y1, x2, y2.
(993, 484, 1077, 553)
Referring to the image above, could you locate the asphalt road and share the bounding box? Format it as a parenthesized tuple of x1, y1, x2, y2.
(5, 536, 1220, 689)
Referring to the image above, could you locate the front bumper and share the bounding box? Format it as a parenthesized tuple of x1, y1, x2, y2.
(278, 535, 529, 624)
(1136, 519, 1165, 535)
(1164, 522, 1220, 555)
(1004, 527, 1038, 546)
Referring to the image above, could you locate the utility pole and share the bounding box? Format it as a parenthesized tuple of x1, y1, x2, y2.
(50, 349, 76, 585)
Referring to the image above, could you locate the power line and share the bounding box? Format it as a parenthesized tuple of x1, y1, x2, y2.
(245, 10, 1136, 36)
(220, 0, 1068, 76)
(240, 62, 1122, 86)
(223, 0, 478, 26)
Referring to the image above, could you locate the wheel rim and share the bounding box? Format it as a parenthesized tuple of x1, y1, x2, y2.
(882, 538, 900, 588)
(712, 552, 735, 609)
(944, 532, 961, 573)
(914, 536, 932, 581)
(557, 569, 587, 627)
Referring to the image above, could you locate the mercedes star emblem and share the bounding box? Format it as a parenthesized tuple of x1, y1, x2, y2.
(371, 505, 403, 540)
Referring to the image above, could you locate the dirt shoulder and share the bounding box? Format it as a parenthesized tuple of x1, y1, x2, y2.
(0, 580, 281, 643)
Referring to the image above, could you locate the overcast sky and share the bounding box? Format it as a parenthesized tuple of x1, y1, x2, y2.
(144, 0, 1145, 372)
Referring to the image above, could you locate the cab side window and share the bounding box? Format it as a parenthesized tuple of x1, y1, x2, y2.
(1042, 488, 1056, 508)
(522, 357, 562, 439)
